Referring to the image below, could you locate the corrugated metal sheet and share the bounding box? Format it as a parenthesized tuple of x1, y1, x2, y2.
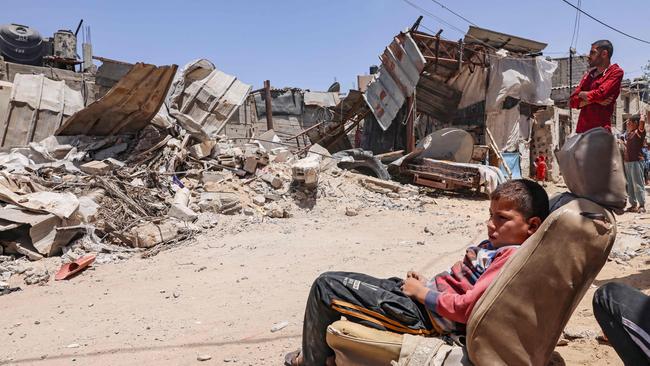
(56, 63, 177, 136)
(416, 74, 462, 121)
(303, 91, 340, 107)
(464, 26, 547, 54)
(364, 32, 426, 131)
(176, 68, 252, 136)
(0, 75, 84, 147)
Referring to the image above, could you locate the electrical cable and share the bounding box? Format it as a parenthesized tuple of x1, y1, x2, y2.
(560, 0, 650, 45)
(425, 0, 476, 26)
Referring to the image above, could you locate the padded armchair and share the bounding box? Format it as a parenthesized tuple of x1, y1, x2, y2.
(326, 198, 617, 366)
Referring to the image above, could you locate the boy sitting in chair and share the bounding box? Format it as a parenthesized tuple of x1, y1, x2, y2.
(286, 179, 549, 366)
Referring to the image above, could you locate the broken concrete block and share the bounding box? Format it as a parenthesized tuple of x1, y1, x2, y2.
(172, 188, 191, 206)
(261, 174, 284, 189)
(94, 143, 128, 161)
(201, 171, 229, 184)
(265, 202, 285, 218)
(188, 140, 217, 159)
(103, 158, 126, 168)
(129, 220, 181, 248)
(292, 156, 320, 187)
(270, 148, 292, 163)
(360, 176, 402, 193)
(252, 195, 266, 206)
(203, 181, 223, 192)
(168, 204, 198, 222)
(198, 192, 241, 215)
(77, 196, 100, 223)
(243, 156, 258, 174)
(256, 130, 282, 151)
(80, 161, 111, 175)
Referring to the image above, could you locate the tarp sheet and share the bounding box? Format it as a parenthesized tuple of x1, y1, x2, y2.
(447, 67, 488, 109)
(486, 54, 557, 112)
(500, 152, 522, 179)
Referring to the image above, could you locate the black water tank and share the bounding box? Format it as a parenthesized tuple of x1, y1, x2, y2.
(0, 24, 45, 65)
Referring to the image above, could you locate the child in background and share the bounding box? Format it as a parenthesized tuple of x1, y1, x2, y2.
(535, 155, 547, 186)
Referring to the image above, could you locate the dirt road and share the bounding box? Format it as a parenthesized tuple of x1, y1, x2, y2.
(1, 192, 644, 365)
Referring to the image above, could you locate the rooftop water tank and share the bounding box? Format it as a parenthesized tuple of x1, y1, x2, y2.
(0, 24, 45, 65)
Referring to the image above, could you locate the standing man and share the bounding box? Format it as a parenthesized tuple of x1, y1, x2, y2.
(623, 114, 646, 213)
(570, 40, 624, 133)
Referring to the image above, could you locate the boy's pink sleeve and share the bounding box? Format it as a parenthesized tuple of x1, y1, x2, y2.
(433, 248, 517, 324)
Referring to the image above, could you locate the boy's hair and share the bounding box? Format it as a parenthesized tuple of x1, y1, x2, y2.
(490, 179, 549, 221)
(628, 114, 641, 124)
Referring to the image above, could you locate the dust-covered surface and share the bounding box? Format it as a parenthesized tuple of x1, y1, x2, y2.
(1, 182, 647, 365)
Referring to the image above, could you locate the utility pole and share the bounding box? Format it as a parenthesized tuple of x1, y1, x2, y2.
(569, 47, 576, 130)
(263, 80, 273, 131)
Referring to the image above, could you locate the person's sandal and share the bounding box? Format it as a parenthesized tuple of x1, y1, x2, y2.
(639, 207, 646, 213)
(626, 206, 639, 213)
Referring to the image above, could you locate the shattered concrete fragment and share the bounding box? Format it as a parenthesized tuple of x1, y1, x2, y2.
(168, 204, 198, 222)
(202, 171, 229, 184)
(103, 158, 126, 169)
(80, 161, 111, 175)
(94, 143, 128, 161)
(188, 141, 217, 159)
(270, 148, 292, 163)
(129, 220, 181, 248)
(260, 174, 283, 189)
(198, 192, 241, 215)
(345, 207, 359, 217)
(292, 156, 320, 187)
(243, 156, 258, 174)
(252, 195, 266, 206)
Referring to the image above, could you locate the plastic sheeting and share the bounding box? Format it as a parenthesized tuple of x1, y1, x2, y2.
(499, 152, 522, 179)
(486, 55, 557, 112)
(486, 106, 521, 152)
(447, 67, 488, 109)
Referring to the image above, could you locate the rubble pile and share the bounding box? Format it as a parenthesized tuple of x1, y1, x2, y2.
(0, 121, 434, 292)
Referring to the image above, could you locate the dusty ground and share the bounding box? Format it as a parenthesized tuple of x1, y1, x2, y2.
(0, 183, 646, 365)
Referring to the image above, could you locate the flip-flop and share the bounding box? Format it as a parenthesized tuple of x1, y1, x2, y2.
(55, 254, 96, 281)
(284, 349, 301, 366)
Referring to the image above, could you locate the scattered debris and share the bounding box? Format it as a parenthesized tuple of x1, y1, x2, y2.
(197, 354, 212, 362)
(270, 320, 289, 333)
(55, 254, 96, 280)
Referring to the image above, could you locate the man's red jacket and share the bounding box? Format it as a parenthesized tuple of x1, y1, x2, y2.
(570, 63, 624, 133)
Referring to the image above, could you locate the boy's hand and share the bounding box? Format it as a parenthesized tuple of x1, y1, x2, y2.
(406, 271, 427, 285)
(401, 277, 430, 304)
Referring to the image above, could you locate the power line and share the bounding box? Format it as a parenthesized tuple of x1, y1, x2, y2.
(426, 0, 476, 26)
(400, 0, 499, 51)
(560, 0, 650, 45)
(569, 0, 581, 48)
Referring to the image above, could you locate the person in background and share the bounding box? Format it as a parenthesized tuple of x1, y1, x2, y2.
(641, 140, 650, 185)
(570, 40, 624, 133)
(623, 114, 646, 213)
(534, 155, 547, 187)
(593, 282, 650, 365)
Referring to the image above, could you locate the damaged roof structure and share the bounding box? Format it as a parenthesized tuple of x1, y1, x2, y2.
(0, 18, 560, 288)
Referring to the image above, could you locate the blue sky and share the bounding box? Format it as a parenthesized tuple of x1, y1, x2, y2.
(7, 0, 650, 90)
